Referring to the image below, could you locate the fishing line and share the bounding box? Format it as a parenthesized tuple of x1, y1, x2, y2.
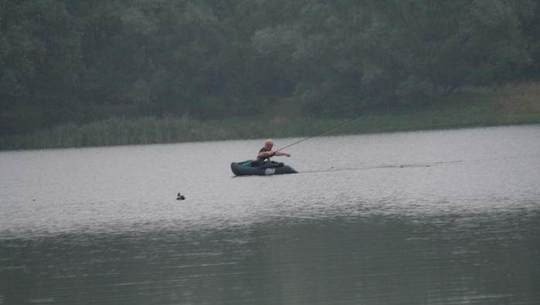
(295, 160, 465, 175)
(276, 118, 356, 152)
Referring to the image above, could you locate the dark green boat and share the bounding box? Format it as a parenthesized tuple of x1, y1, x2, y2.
(231, 160, 297, 176)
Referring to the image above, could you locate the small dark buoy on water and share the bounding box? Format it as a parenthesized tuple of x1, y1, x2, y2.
(177, 193, 186, 200)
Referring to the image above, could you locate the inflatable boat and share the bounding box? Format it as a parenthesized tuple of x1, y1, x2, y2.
(231, 160, 297, 176)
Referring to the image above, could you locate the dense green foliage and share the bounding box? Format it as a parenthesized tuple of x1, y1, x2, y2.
(2, 82, 540, 150)
(1, 0, 540, 137)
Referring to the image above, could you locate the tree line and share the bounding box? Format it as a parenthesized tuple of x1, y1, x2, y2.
(1, 0, 539, 136)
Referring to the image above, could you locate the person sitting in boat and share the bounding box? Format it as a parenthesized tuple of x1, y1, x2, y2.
(254, 139, 290, 167)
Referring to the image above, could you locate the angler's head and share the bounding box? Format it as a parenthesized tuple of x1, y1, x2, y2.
(264, 139, 274, 149)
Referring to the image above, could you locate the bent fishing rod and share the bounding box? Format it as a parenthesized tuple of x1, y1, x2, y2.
(276, 118, 355, 152)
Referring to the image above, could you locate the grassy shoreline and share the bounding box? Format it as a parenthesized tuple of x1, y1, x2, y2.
(2, 83, 540, 151)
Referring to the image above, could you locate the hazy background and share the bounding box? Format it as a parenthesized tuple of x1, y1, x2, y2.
(1, 0, 540, 141)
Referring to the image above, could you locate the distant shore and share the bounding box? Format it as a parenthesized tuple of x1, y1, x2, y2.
(2, 82, 540, 151)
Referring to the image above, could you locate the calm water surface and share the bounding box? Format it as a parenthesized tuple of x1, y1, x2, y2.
(1, 125, 540, 305)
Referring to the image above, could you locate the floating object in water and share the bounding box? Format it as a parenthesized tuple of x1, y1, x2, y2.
(177, 193, 186, 200)
(231, 160, 297, 176)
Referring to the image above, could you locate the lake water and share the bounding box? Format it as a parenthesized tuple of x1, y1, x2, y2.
(1, 125, 539, 305)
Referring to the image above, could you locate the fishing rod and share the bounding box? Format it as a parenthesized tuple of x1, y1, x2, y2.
(276, 118, 355, 152)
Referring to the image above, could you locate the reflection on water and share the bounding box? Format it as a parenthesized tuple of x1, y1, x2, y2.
(1, 211, 539, 305)
(1, 125, 540, 304)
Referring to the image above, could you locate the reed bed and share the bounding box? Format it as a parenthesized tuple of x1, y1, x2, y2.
(2, 83, 539, 151)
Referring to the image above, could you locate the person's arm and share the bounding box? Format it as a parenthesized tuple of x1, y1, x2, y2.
(273, 151, 291, 157)
(257, 150, 275, 159)
(257, 150, 291, 158)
